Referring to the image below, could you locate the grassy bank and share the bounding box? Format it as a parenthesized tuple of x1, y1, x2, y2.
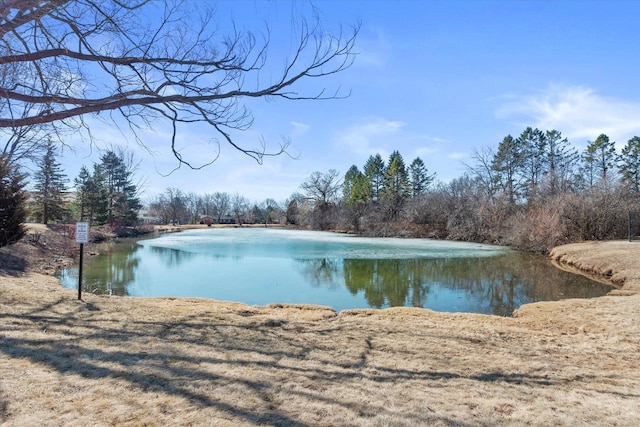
(1, 228, 640, 425)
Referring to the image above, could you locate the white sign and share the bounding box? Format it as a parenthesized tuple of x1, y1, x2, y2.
(75, 222, 89, 244)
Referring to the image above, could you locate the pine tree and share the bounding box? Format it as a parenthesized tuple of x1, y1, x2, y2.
(73, 166, 91, 222)
(517, 127, 547, 201)
(344, 170, 370, 231)
(343, 165, 361, 201)
(0, 154, 27, 247)
(544, 130, 578, 195)
(364, 154, 385, 201)
(32, 141, 68, 224)
(97, 150, 141, 226)
(286, 199, 299, 225)
(619, 136, 640, 193)
(381, 151, 409, 221)
(383, 151, 409, 198)
(583, 134, 617, 187)
(344, 166, 371, 206)
(491, 135, 521, 205)
(409, 157, 435, 197)
(74, 165, 108, 226)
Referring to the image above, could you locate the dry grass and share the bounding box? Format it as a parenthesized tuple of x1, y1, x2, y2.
(1, 237, 640, 425)
(550, 240, 640, 294)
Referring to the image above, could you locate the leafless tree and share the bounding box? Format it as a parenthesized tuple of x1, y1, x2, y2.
(211, 191, 230, 223)
(230, 192, 248, 224)
(300, 169, 341, 229)
(300, 169, 342, 208)
(0, 57, 51, 165)
(0, 0, 358, 168)
(463, 146, 498, 203)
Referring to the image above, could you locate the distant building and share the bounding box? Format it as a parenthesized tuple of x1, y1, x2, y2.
(199, 215, 214, 225)
(138, 208, 161, 224)
(198, 215, 236, 225)
(216, 216, 236, 225)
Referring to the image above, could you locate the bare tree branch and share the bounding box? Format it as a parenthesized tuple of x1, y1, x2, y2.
(0, 0, 359, 168)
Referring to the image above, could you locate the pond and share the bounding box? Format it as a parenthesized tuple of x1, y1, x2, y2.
(57, 228, 614, 316)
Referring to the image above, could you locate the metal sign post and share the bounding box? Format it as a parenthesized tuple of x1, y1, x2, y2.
(75, 222, 89, 300)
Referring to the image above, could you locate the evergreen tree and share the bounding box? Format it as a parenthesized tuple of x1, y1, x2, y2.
(74, 165, 108, 226)
(99, 150, 121, 222)
(350, 172, 371, 205)
(97, 150, 142, 226)
(583, 134, 617, 186)
(73, 166, 91, 222)
(618, 136, 640, 193)
(343, 168, 370, 231)
(90, 164, 110, 225)
(0, 154, 27, 247)
(544, 130, 578, 195)
(517, 127, 547, 201)
(408, 157, 435, 197)
(383, 151, 409, 198)
(343, 165, 361, 201)
(32, 141, 68, 224)
(381, 151, 409, 221)
(580, 151, 597, 191)
(491, 135, 521, 205)
(344, 166, 371, 206)
(364, 154, 385, 201)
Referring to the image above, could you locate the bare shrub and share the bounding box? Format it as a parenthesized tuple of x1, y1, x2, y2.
(561, 183, 631, 241)
(507, 197, 568, 253)
(406, 194, 449, 237)
(508, 186, 637, 253)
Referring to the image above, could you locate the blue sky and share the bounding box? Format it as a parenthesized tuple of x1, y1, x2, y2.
(58, 0, 640, 204)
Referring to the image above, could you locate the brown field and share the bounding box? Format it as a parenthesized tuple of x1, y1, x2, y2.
(1, 227, 639, 426)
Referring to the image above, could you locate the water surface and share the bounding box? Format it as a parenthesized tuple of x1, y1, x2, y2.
(58, 228, 613, 315)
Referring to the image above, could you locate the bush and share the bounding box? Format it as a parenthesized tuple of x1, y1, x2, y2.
(561, 184, 631, 241)
(507, 197, 569, 253)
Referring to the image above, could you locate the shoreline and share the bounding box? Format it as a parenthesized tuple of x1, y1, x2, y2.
(51, 225, 614, 316)
(8, 223, 639, 310)
(5, 224, 639, 305)
(550, 240, 640, 295)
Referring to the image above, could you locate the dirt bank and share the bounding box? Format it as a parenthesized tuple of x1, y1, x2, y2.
(1, 229, 639, 426)
(550, 240, 640, 295)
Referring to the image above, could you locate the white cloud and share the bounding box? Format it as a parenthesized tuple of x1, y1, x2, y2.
(415, 147, 438, 157)
(290, 121, 310, 137)
(496, 84, 640, 145)
(336, 117, 405, 157)
(447, 152, 467, 160)
(421, 134, 451, 144)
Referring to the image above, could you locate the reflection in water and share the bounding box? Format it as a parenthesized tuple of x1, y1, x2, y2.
(59, 240, 142, 296)
(150, 245, 196, 267)
(335, 254, 612, 315)
(57, 230, 614, 315)
(295, 259, 343, 290)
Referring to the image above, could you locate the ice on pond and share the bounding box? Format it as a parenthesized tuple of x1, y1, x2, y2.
(139, 228, 508, 260)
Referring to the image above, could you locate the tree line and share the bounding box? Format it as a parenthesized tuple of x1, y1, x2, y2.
(291, 129, 640, 252)
(140, 128, 640, 254)
(2, 127, 638, 252)
(147, 188, 283, 226)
